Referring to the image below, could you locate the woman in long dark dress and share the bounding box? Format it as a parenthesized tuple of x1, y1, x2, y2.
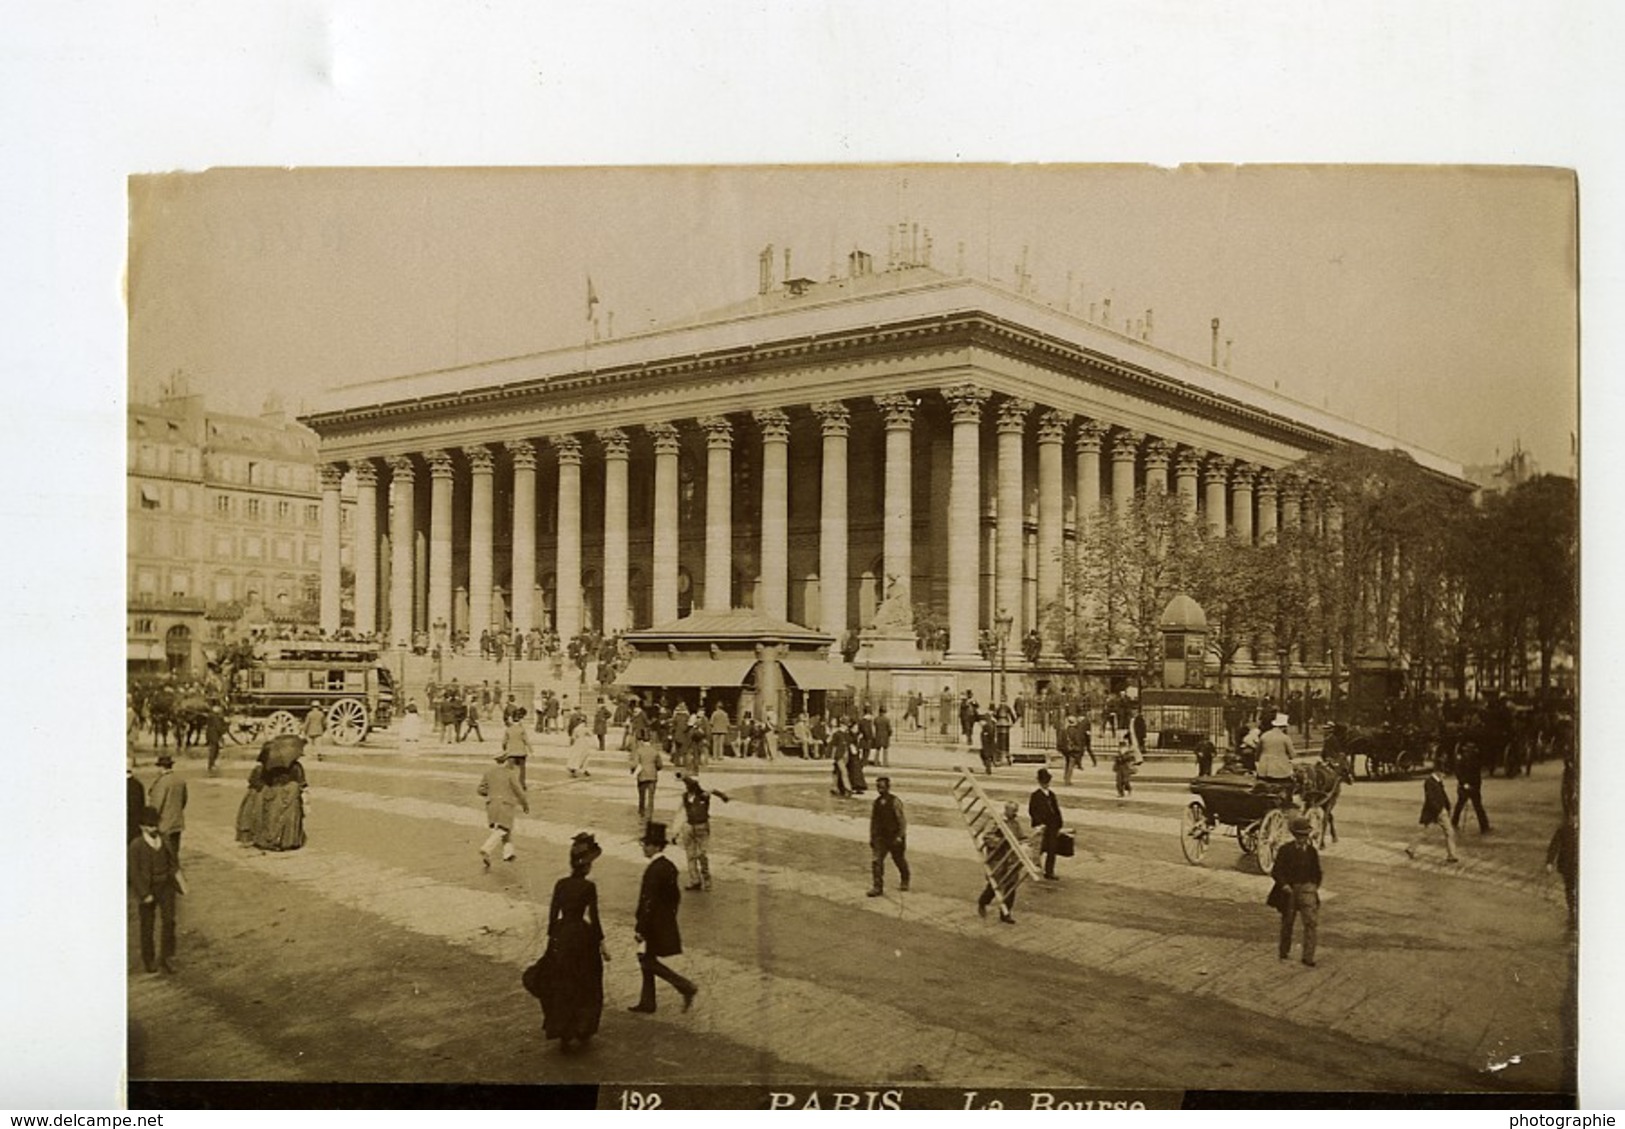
(537, 832, 608, 1052)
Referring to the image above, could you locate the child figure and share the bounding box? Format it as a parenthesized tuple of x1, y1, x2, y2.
(1113, 733, 1137, 798)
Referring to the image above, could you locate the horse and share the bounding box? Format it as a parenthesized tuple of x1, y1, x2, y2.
(1295, 753, 1354, 845)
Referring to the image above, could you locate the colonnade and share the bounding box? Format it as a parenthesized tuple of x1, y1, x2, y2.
(316, 383, 1331, 662)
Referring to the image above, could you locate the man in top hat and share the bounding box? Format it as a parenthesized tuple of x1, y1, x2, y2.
(1028, 768, 1065, 880)
(1269, 814, 1323, 967)
(146, 752, 188, 862)
(1255, 712, 1298, 791)
(629, 822, 697, 1014)
(128, 805, 180, 974)
(1406, 762, 1461, 864)
(477, 747, 529, 868)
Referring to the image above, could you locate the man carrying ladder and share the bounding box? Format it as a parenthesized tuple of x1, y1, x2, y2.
(950, 769, 1043, 925)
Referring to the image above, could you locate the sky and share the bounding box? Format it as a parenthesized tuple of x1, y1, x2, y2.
(127, 164, 1578, 476)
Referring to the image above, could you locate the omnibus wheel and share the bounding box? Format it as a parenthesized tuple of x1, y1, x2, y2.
(326, 698, 369, 746)
(262, 710, 300, 739)
(227, 718, 260, 745)
(1180, 802, 1210, 865)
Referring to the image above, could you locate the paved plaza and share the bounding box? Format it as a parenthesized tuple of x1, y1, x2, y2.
(126, 729, 1575, 1098)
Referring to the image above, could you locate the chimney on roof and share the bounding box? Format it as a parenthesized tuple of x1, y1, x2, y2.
(1144, 309, 1154, 341)
(923, 229, 932, 267)
(1210, 318, 1221, 367)
(784, 247, 792, 283)
(1224, 338, 1233, 372)
(759, 245, 775, 295)
(1102, 297, 1112, 326)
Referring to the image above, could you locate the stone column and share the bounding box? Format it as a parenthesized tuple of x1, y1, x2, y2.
(875, 393, 916, 613)
(649, 423, 681, 624)
(996, 398, 1032, 638)
(353, 461, 379, 635)
(1255, 470, 1279, 543)
(426, 450, 455, 646)
(598, 429, 630, 635)
(467, 445, 495, 635)
(1073, 420, 1105, 527)
(699, 416, 733, 612)
(1280, 472, 1303, 532)
(319, 463, 344, 633)
(812, 402, 850, 647)
(1110, 430, 1141, 517)
(1036, 409, 1066, 651)
(1143, 439, 1173, 496)
(944, 384, 988, 661)
(554, 436, 583, 639)
(1203, 455, 1232, 537)
(386, 455, 416, 647)
(1230, 463, 1256, 544)
(1174, 449, 1202, 518)
(507, 440, 537, 634)
(754, 409, 790, 622)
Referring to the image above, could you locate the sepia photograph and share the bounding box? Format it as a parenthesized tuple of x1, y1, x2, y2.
(119, 164, 1580, 1108)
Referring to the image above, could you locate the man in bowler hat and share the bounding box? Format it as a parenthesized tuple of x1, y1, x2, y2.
(128, 805, 180, 974)
(1270, 814, 1323, 967)
(629, 822, 697, 1014)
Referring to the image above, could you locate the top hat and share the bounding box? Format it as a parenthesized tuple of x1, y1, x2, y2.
(641, 821, 669, 848)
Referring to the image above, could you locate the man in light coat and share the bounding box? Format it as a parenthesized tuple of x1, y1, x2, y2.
(147, 753, 188, 862)
(477, 750, 529, 867)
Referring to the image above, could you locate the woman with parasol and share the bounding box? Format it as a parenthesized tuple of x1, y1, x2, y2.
(255, 734, 308, 851)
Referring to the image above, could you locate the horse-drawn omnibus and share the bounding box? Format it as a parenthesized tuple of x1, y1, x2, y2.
(225, 638, 395, 746)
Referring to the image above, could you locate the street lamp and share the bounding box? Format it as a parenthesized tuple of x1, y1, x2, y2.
(995, 607, 1014, 708)
(1276, 646, 1290, 719)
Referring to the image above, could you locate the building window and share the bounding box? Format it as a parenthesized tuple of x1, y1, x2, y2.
(306, 504, 320, 526)
(277, 500, 292, 522)
(215, 494, 231, 516)
(244, 536, 262, 559)
(136, 570, 157, 595)
(246, 498, 262, 520)
(214, 535, 233, 558)
(139, 484, 161, 510)
(274, 539, 293, 562)
(247, 460, 261, 486)
(133, 617, 155, 635)
(171, 572, 190, 598)
(172, 486, 190, 513)
(214, 576, 234, 602)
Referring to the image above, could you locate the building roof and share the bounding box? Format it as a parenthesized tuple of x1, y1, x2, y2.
(306, 269, 1463, 480)
(626, 607, 835, 647)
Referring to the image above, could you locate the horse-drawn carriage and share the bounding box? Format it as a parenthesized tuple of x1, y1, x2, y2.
(1321, 720, 1435, 780)
(1179, 757, 1350, 871)
(220, 638, 395, 746)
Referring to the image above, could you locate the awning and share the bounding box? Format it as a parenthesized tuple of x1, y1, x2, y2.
(614, 655, 756, 689)
(779, 658, 856, 692)
(140, 484, 161, 505)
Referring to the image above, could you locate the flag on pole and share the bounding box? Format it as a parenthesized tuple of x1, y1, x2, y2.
(586, 275, 599, 321)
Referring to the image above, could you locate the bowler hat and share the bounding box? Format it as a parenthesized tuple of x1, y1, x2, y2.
(641, 821, 669, 848)
(1289, 815, 1313, 836)
(155, 753, 174, 767)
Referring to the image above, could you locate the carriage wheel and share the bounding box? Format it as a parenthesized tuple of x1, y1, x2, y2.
(226, 718, 259, 745)
(1180, 802, 1210, 865)
(326, 698, 369, 746)
(1237, 823, 1259, 855)
(1394, 749, 1417, 776)
(261, 710, 300, 739)
(1256, 809, 1291, 874)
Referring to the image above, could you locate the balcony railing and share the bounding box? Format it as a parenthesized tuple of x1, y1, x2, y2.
(128, 593, 207, 612)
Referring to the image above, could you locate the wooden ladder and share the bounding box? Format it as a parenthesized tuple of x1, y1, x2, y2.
(950, 768, 1042, 916)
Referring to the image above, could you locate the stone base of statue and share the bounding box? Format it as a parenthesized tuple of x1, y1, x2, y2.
(857, 626, 921, 665)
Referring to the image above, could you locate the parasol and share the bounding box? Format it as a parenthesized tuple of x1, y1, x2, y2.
(264, 734, 306, 770)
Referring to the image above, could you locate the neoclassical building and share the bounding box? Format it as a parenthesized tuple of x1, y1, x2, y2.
(301, 265, 1461, 696)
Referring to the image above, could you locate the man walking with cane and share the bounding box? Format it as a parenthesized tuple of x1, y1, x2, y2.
(628, 822, 698, 1014)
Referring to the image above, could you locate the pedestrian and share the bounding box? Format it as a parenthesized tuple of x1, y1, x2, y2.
(1130, 708, 1148, 762)
(461, 695, 485, 743)
(1545, 815, 1578, 931)
(477, 749, 529, 867)
(1195, 736, 1216, 778)
(674, 773, 730, 892)
(503, 708, 533, 791)
(866, 775, 911, 897)
(303, 700, 327, 760)
(126, 755, 146, 846)
(1028, 768, 1064, 881)
(1269, 814, 1323, 967)
(1057, 713, 1080, 785)
(846, 720, 869, 794)
(531, 832, 610, 1053)
(628, 822, 698, 1014)
(1113, 734, 1136, 797)
(593, 701, 610, 751)
(809, 712, 827, 760)
(1238, 720, 1262, 773)
(978, 711, 998, 775)
(235, 745, 270, 845)
(255, 736, 309, 852)
(708, 702, 730, 763)
(686, 712, 709, 773)
(1406, 763, 1461, 863)
(1256, 712, 1297, 791)
(976, 800, 1027, 924)
(398, 701, 424, 746)
(873, 706, 893, 768)
(1450, 740, 1491, 834)
(128, 805, 180, 975)
(204, 706, 227, 776)
(147, 752, 188, 862)
(856, 706, 876, 765)
(565, 708, 596, 778)
(827, 720, 853, 796)
(631, 731, 664, 821)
